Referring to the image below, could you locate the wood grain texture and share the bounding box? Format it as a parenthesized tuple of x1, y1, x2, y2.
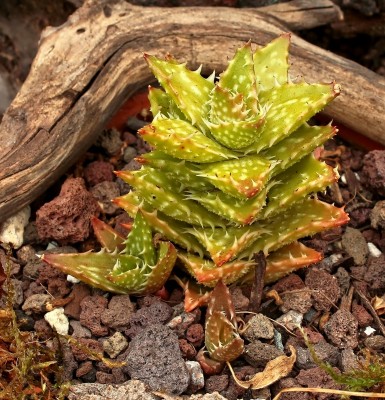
(0, 0, 383, 222)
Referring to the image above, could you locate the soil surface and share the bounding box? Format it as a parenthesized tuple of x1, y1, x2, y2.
(1, 1, 385, 399)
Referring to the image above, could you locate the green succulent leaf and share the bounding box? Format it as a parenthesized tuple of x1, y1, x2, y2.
(217, 42, 259, 114)
(125, 211, 156, 266)
(139, 118, 238, 163)
(242, 198, 349, 257)
(178, 252, 254, 287)
(42, 251, 142, 294)
(253, 33, 290, 91)
(187, 224, 266, 266)
(137, 151, 214, 191)
(246, 82, 340, 153)
(144, 54, 214, 133)
(148, 86, 186, 120)
(197, 155, 274, 199)
(114, 192, 205, 255)
(263, 123, 337, 177)
(261, 154, 338, 219)
(117, 168, 225, 227)
(238, 241, 322, 286)
(187, 188, 267, 225)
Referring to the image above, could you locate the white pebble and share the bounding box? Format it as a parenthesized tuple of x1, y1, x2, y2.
(340, 174, 347, 184)
(67, 274, 81, 283)
(0, 206, 30, 249)
(44, 307, 69, 335)
(364, 326, 376, 336)
(367, 242, 382, 257)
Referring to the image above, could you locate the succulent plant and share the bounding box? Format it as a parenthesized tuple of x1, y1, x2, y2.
(42, 213, 177, 295)
(197, 280, 244, 374)
(116, 34, 349, 288)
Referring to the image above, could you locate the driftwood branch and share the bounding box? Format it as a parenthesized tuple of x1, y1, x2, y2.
(0, 0, 384, 222)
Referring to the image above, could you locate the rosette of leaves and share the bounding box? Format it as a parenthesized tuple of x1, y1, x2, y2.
(116, 34, 349, 288)
(42, 213, 177, 295)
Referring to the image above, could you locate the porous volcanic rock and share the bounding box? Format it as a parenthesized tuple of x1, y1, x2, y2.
(36, 177, 100, 243)
(125, 324, 190, 395)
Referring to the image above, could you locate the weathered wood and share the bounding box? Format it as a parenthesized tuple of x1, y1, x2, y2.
(0, 0, 383, 222)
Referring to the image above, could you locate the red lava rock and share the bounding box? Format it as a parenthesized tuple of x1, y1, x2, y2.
(186, 323, 204, 347)
(64, 283, 92, 320)
(362, 150, 385, 196)
(229, 286, 249, 310)
(222, 365, 256, 400)
(80, 295, 109, 337)
(76, 361, 94, 378)
(277, 377, 310, 400)
(272, 273, 305, 293)
(124, 300, 173, 339)
(205, 374, 229, 394)
(349, 207, 372, 228)
(95, 371, 115, 384)
(71, 338, 103, 361)
(36, 260, 71, 297)
(305, 268, 340, 312)
(84, 161, 114, 187)
(36, 177, 100, 243)
(280, 290, 313, 314)
(100, 294, 135, 330)
(323, 309, 359, 349)
(34, 318, 53, 339)
(178, 338, 197, 359)
(296, 366, 342, 400)
(364, 254, 385, 291)
(351, 301, 373, 327)
(298, 327, 324, 345)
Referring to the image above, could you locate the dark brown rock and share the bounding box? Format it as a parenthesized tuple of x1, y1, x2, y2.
(124, 300, 173, 339)
(351, 301, 373, 327)
(272, 273, 305, 293)
(100, 294, 135, 330)
(79, 295, 109, 337)
(362, 150, 385, 196)
(178, 338, 197, 359)
(364, 254, 385, 291)
(126, 324, 190, 395)
(64, 283, 92, 320)
(324, 310, 359, 349)
(90, 181, 120, 214)
(277, 377, 310, 400)
(186, 323, 204, 347)
(296, 366, 342, 400)
(305, 268, 340, 311)
(76, 361, 94, 378)
(205, 375, 229, 394)
(71, 338, 103, 361)
(36, 262, 71, 297)
(341, 227, 368, 265)
(84, 161, 114, 187)
(36, 177, 100, 243)
(243, 340, 284, 368)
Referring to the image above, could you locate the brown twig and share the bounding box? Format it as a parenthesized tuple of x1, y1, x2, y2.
(249, 251, 266, 313)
